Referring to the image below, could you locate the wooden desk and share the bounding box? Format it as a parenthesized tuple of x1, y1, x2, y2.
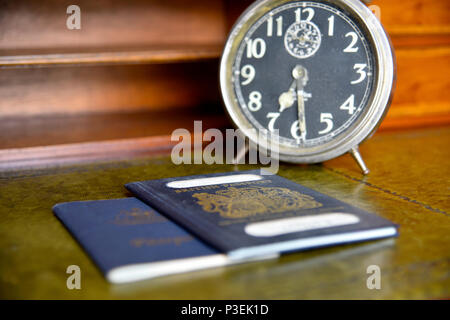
(1, 126, 448, 299)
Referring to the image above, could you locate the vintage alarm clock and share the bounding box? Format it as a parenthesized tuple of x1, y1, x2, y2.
(220, 0, 395, 174)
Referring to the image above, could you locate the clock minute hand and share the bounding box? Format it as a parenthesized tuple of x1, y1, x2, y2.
(293, 65, 309, 142)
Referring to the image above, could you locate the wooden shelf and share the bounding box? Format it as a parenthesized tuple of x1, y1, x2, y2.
(0, 108, 229, 170)
(0, 44, 223, 67)
(0, 108, 228, 149)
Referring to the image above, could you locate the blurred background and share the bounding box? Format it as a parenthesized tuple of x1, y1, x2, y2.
(0, 0, 449, 166)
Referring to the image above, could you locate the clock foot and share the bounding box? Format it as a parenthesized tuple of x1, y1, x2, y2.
(350, 146, 370, 175)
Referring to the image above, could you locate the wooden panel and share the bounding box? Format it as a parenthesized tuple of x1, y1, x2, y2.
(372, 0, 450, 48)
(0, 109, 228, 149)
(372, 0, 450, 35)
(381, 46, 450, 129)
(0, 136, 175, 171)
(0, 0, 226, 50)
(0, 61, 221, 117)
(394, 47, 450, 106)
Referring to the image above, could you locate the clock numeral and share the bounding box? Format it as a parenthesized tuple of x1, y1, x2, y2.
(267, 112, 281, 132)
(246, 38, 266, 59)
(241, 65, 255, 86)
(328, 16, 335, 36)
(295, 8, 315, 22)
(351, 64, 367, 84)
(290, 121, 301, 140)
(344, 32, 359, 53)
(248, 91, 262, 112)
(267, 16, 283, 37)
(319, 113, 334, 135)
(340, 95, 356, 115)
(267, 16, 273, 37)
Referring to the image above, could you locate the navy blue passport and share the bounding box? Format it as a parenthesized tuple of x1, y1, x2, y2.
(53, 198, 233, 284)
(126, 170, 398, 260)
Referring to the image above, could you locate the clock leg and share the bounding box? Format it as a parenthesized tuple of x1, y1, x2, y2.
(350, 146, 370, 175)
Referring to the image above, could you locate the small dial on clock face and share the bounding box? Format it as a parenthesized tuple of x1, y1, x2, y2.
(232, 1, 376, 148)
(284, 20, 322, 59)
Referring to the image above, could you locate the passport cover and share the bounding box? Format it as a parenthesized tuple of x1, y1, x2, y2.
(126, 170, 398, 260)
(53, 198, 229, 284)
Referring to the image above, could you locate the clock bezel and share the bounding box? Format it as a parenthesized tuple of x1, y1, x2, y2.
(220, 0, 395, 164)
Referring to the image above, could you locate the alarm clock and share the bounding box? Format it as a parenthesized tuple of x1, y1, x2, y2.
(220, 0, 395, 174)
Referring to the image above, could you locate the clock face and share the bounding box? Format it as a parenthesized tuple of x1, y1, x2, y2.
(232, 1, 377, 148)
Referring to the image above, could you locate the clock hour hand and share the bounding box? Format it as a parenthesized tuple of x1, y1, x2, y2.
(293, 65, 309, 142)
(278, 80, 297, 112)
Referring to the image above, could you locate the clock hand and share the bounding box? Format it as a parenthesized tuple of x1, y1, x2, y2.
(293, 65, 309, 142)
(278, 79, 297, 112)
(293, 35, 316, 44)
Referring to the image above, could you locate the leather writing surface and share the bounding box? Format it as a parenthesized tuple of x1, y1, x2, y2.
(53, 198, 219, 276)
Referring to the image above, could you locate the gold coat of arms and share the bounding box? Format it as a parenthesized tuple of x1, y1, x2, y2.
(193, 187, 322, 219)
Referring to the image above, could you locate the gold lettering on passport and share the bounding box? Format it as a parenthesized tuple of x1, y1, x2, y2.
(130, 236, 193, 248)
(174, 179, 271, 193)
(113, 208, 168, 225)
(193, 187, 322, 219)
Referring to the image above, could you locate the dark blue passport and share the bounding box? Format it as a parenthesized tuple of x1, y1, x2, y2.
(126, 170, 398, 260)
(53, 198, 230, 283)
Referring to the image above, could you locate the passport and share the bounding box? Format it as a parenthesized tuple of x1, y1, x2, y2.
(53, 198, 260, 284)
(126, 170, 398, 261)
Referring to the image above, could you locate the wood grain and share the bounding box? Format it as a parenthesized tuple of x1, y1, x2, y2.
(0, 0, 226, 50)
(0, 136, 174, 171)
(0, 109, 229, 170)
(0, 45, 222, 67)
(381, 46, 450, 129)
(0, 109, 228, 149)
(0, 0, 448, 153)
(371, 0, 450, 35)
(0, 61, 221, 117)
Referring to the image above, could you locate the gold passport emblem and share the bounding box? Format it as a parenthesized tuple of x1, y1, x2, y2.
(193, 187, 322, 218)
